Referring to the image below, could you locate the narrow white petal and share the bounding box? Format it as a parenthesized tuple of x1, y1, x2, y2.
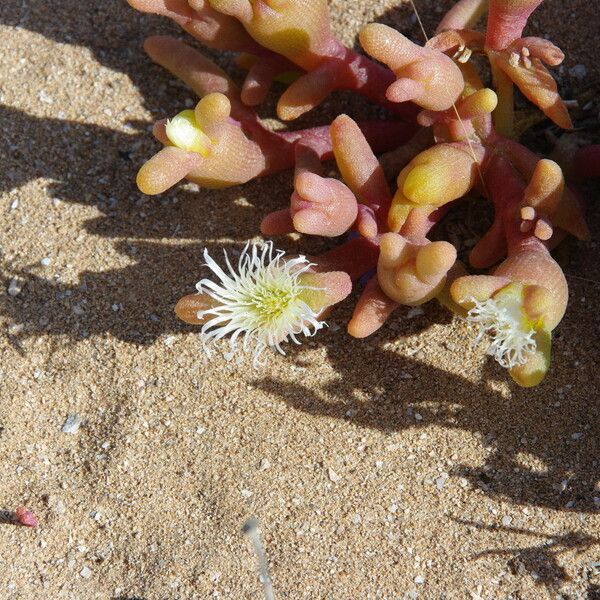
(193, 242, 326, 366)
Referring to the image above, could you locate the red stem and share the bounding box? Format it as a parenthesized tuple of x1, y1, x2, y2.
(243, 119, 416, 175)
(485, 0, 543, 51)
(314, 237, 380, 282)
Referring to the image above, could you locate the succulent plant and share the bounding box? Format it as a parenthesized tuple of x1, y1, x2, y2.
(127, 0, 595, 387)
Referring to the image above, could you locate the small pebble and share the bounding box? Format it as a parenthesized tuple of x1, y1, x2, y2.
(414, 575, 425, 584)
(259, 459, 271, 471)
(501, 515, 513, 526)
(72, 304, 85, 316)
(14, 507, 38, 528)
(61, 414, 82, 434)
(50, 498, 66, 515)
(8, 278, 23, 297)
(328, 467, 341, 483)
(40, 257, 51, 267)
(568, 64, 587, 79)
(241, 489, 253, 499)
(7, 323, 24, 335)
(39, 90, 54, 104)
(79, 566, 92, 579)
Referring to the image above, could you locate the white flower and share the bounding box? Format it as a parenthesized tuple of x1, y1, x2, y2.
(195, 242, 325, 366)
(466, 293, 536, 369)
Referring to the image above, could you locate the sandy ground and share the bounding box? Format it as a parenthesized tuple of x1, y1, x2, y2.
(1, 1, 599, 599)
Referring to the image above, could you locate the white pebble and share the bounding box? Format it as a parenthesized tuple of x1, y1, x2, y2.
(40, 257, 51, 267)
(79, 566, 92, 579)
(8, 278, 23, 296)
(61, 414, 82, 434)
(414, 575, 425, 584)
(328, 467, 341, 483)
(501, 515, 513, 526)
(52, 499, 67, 515)
(259, 459, 271, 471)
(241, 489, 253, 499)
(39, 90, 54, 104)
(414, 413, 423, 421)
(7, 323, 24, 335)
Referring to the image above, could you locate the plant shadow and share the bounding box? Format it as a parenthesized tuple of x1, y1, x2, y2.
(252, 288, 600, 515)
(458, 518, 599, 593)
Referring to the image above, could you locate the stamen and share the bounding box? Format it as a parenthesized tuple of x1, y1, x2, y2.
(456, 46, 472, 64)
(520, 47, 532, 69)
(466, 294, 536, 369)
(509, 52, 520, 68)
